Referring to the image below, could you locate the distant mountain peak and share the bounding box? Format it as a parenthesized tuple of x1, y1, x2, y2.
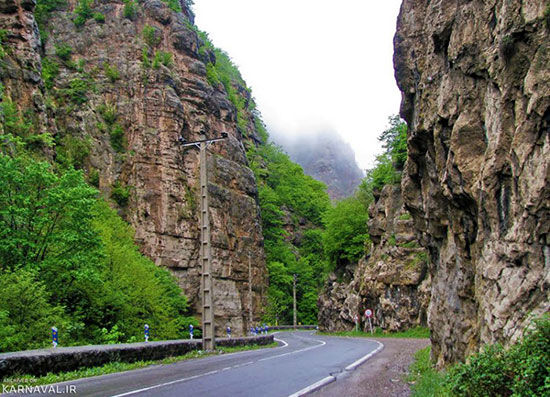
(273, 130, 364, 200)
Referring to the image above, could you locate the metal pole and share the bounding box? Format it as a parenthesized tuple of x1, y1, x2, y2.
(293, 274, 297, 329)
(248, 253, 253, 330)
(200, 139, 215, 350)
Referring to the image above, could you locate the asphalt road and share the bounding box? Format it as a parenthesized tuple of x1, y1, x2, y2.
(12, 331, 383, 397)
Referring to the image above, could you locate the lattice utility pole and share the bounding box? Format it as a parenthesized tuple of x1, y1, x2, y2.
(178, 132, 227, 351)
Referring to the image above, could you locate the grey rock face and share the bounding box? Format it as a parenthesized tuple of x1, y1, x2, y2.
(394, 0, 550, 366)
(318, 184, 430, 333)
(0, 0, 269, 335)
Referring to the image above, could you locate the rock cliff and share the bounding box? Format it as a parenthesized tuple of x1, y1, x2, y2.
(274, 130, 364, 200)
(1, 0, 268, 335)
(318, 183, 430, 332)
(394, 0, 549, 366)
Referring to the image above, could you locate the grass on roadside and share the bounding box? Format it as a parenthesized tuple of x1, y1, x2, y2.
(0, 342, 278, 388)
(319, 326, 430, 339)
(406, 346, 448, 396)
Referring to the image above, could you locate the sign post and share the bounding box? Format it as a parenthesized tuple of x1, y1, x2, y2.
(51, 327, 58, 348)
(354, 314, 359, 332)
(144, 324, 149, 342)
(364, 309, 373, 334)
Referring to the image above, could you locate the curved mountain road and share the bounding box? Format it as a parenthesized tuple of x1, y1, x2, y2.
(18, 331, 383, 397)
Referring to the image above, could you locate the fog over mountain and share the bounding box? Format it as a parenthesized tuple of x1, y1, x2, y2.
(272, 130, 365, 200)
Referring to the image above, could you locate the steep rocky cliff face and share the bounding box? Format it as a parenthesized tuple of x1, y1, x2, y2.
(1, 0, 268, 335)
(394, 0, 549, 366)
(0, 0, 49, 135)
(274, 130, 364, 200)
(318, 183, 430, 332)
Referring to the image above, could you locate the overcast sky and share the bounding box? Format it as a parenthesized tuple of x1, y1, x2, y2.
(194, 0, 403, 170)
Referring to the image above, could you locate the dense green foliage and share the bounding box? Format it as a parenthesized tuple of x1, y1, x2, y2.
(408, 316, 550, 397)
(323, 196, 369, 269)
(197, 30, 252, 136)
(446, 316, 549, 396)
(0, 155, 197, 352)
(248, 143, 330, 325)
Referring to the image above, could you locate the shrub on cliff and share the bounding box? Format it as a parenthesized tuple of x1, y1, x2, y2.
(445, 316, 550, 396)
(364, 115, 407, 191)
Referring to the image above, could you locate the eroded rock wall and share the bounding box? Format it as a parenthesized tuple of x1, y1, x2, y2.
(318, 184, 430, 332)
(1, 0, 268, 335)
(0, 0, 51, 137)
(394, 0, 549, 366)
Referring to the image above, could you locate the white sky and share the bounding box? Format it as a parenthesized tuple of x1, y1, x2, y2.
(194, 0, 403, 170)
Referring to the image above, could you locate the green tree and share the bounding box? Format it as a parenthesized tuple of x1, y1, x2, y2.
(248, 143, 330, 324)
(0, 155, 100, 271)
(378, 115, 407, 170)
(0, 155, 195, 350)
(92, 201, 193, 341)
(0, 269, 66, 352)
(323, 196, 369, 269)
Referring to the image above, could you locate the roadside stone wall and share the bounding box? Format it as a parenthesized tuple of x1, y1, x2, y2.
(0, 335, 273, 379)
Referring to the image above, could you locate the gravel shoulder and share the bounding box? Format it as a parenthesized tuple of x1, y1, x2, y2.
(311, 337, 430, 397)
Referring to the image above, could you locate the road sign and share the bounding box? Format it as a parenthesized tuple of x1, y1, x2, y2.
(365, 309, 373, 318)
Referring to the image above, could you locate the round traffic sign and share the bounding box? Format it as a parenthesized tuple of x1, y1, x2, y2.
(365, 309, 373, 318)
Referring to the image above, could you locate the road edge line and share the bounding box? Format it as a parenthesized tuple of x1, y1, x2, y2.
(273, 337, 289, 347)
(287, 375, 336, 397)
(344, 340, 384, 371)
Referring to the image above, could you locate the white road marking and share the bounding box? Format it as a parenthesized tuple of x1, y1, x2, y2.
(109, 370, 219, 397)
(231, 361, 254, 368)
(344, 340, 384, 371)
(288, 338, 384, 396)
(287, 376, 336, 397)
(258, 338, 326, 362)
(109, 336, 294, 396)
(109, 332, 343, 397)
(273, 337, 289, 347)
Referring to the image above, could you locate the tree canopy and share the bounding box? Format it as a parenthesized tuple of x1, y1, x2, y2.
(0, 155, 196, 352)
